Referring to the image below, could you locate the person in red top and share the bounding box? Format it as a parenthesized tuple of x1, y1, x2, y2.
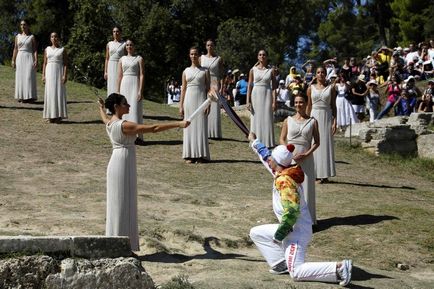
(375, 74, 402, 120)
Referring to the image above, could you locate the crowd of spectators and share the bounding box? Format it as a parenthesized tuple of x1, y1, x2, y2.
(270, 40, 434, 127)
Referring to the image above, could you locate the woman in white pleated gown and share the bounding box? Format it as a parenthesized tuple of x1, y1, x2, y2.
(334, 76, 358, 130)
(307, 67, 337, 183)
(247, 50, 277, 148)
(104, 26, 125, 96)
(200, 39, 223, 139)
(117, 39, 145, 145)
(280, 95, 320, 224)
(12, 20, 37, 102)
(98, 94, 189, 251)
(42, 32, 68, 123)
(179, 47, 211, 163)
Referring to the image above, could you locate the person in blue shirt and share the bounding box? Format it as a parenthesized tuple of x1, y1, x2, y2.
(235, 73, 248, 106)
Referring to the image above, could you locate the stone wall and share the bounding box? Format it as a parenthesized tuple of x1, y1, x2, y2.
(0, 236, 155, 289)
(343, 113, 434, 158)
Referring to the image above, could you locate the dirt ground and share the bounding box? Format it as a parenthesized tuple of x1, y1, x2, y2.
(1, 65, 434, 288)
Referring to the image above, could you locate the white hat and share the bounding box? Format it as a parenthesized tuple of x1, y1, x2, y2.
(367, 80, 378, 86)
(329, 71, 338, 78)
(279, 79, 285, 84)
(240, 73, 245, 77)
(271, 144, 295, 168)
(405, 75, 415, 82)
(397, 46, 403, 51)
(358, 74, 366, 82)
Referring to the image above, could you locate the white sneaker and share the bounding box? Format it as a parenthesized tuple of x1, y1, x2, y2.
(338, 259, 352, 286)
(269, 259, 288, 275)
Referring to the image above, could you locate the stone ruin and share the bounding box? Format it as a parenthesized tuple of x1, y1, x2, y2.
(0, 236, 155, 289)
(344, 113, 434, 158)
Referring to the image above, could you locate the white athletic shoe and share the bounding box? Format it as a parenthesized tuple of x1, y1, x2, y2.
(338, 259, 352, 286)
(269, 259, 288, 275)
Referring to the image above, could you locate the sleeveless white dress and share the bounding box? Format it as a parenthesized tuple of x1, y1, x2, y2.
(15, 34, 37, 101)
(107, 41, 126, 96)
(105, 119, 139, 251)
(182, 67, 210, 160)
(43, 46, 67, 119)
(120, 55, 143, 138)
(286, 116, 316, 224)
(201, 55, 222, 139)
(310, 85, 336, 178)
(335, 83, 358, 127)
(250, 66, 275, 148)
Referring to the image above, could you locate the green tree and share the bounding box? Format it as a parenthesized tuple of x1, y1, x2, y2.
(390, 0, 432, 45)
(317, 2, 379, 60)
(217, 18, 271, 73)
(67, 0, 113, 88)
(21, 0, 73, 50)
(0, 1, 21, 64)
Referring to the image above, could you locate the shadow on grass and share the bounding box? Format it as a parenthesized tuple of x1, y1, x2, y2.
(327, 180, 416, 190)
(138, 140, 182, 146)
(61, 120, 102, 124)
(67, 100, 94, 104)
(348, 266, 393, 288)
(209, 159, 260, 164)
(144, 115, 181, 121)
(0, 105, 43, 111)
(335, 160, 350, 164)
(315, 214, 399, 233)
(210, 137, 248, 143)
(139, 236, 262, 263)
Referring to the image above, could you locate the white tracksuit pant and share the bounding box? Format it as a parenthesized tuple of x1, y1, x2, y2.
(250, 187, 338, 283)
(250, 224, 338, 282)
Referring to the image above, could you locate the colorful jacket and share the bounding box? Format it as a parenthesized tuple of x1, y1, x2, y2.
(274, 166, 304, 241)
(250, 139, 305, 241)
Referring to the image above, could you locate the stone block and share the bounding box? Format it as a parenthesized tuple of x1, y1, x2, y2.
(344, 122, 370, 138)
(373, 116, 408, 126)
(408, 112, 433, 126)
(417, 134, 434, 159)
(0, 236, 132, 258)
(45, 257, 155, 289)
(376, 139, 417, 156)
(383, 126, 416, 140)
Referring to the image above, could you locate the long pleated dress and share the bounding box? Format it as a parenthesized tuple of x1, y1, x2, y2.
(182, 67, 210, 160)
(286, 116, 316, 224)
(105, 119, 139, 251)
(15, 34, 37, 101)
(106, 41, 126, 96)
(310, 85, 336, 178)
(250, 66, 275, 148)
(201, 55, 222, 139)
(335, 83, 358, 127)
(43, 46, 67, 120)
(119, 55, 143, 139)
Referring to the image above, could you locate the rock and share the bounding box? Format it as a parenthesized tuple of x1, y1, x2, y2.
(0, 236, 132, 259)
(273, 105, 296, 122)
(344, 122, 370, 138)
(45, 257, 155, 289)
(0, 255, 59, 289)
(373, 116, 408, 126)
(407, 112, 433, 135)
(417, 134, 434, 159)
(377, 139, 417, 156)
(408, 112, 433, 126)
